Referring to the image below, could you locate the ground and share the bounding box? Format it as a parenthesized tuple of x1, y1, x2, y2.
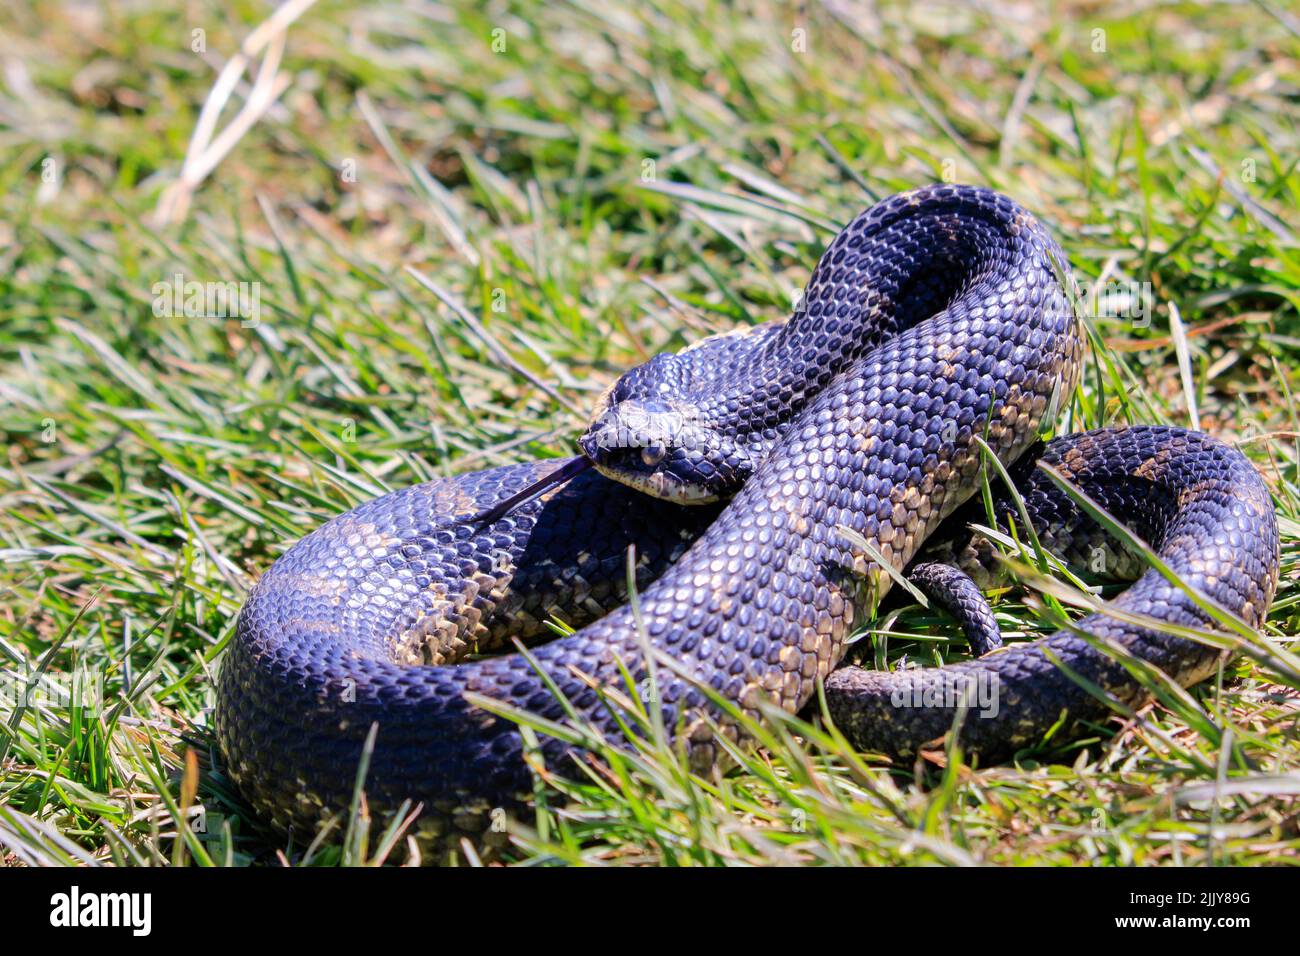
(1, 0, 1298, 865)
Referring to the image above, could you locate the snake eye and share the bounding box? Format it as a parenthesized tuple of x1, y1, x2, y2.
(641, 444, 666, 467)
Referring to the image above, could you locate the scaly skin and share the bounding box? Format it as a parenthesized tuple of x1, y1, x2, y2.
(827, 426, 1279, 760)
(215, 185, 1279, 851)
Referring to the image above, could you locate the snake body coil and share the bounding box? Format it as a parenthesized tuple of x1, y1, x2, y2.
(216, 186, 1279, 847)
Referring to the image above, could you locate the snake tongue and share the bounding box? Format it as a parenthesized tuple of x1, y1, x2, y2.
(470, 456, 592, 526)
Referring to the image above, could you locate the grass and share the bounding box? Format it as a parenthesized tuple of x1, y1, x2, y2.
(1, 0, 1298, 866)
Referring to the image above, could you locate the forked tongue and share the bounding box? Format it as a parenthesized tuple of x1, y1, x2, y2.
(470, 456, 592, 525)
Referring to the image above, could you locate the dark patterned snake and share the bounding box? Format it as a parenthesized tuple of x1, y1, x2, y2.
(215, 185, 1279, 850)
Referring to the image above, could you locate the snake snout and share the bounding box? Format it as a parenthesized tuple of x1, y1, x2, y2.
(577, 426, 620, 467)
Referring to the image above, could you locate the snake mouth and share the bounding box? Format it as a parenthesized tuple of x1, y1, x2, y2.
(471, 456, 592, 525)
(586, 462, 721, 504)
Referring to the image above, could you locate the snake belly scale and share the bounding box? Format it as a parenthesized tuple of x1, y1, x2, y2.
(215, 185, 1279, 847)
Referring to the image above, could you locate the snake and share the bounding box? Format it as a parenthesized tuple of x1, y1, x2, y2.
(215, 184, 1280, 851)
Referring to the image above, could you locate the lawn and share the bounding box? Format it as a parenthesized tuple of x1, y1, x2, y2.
(1, 0, 1298, 866)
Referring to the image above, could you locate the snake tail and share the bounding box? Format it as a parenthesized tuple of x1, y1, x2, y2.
(826, 426, 1279, 760)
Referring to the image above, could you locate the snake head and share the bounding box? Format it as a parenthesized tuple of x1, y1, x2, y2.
(578, 390, 754, 504)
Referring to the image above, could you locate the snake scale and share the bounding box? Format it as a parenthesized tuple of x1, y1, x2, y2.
(215, 185, 1280, 850)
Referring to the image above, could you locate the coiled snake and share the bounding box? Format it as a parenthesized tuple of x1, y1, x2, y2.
(216, 185, 1280, 849)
